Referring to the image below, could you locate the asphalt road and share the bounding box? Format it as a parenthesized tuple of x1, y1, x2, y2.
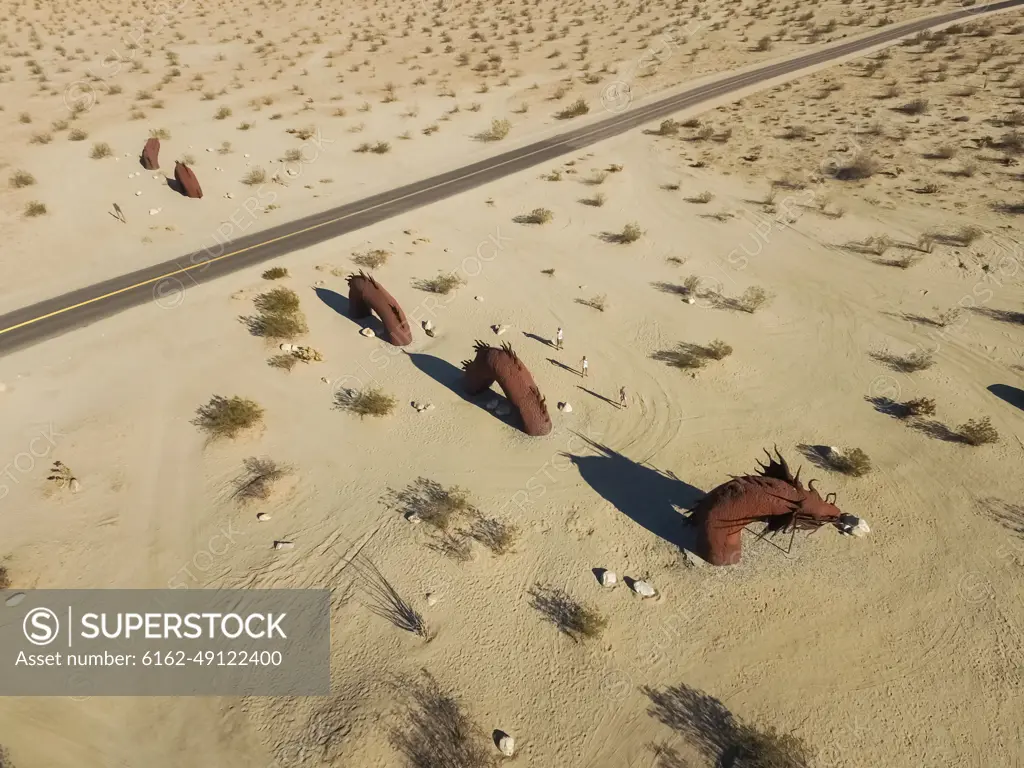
(1, 0, 1019, 355)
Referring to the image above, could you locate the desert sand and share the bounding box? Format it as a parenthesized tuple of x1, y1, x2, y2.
(1, 1, 1023, 767)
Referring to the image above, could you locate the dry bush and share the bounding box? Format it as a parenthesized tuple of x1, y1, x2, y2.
(834, 152, 879, 180)
(231, 457, 292, 503)
(514, 207, 553, 224)
(254, 287, 300, 314)
(250, 287, 307, 340)
(267, 353, 299, 371)
(686, 191, 713, 204)
(150, 127, 171, 139)
(353, 249, 391, 269)
(478, 118, 511, 141)
(388, 478, 476, 530)
(0, 565, 9, 590)
(192, 395, 264, 440)
(90, 141, 112, 159)
(389, 671, 494, 768)
(541, 268, 556, 276)
(738, 286, 772, 313)
(23, 201, 47, 217)
(957, 417, 998, 446)
(654, 340, 731, 369)
(576, 294, 608, 312)
(871, 349, 934, 372)
(655, 118, 680, 136)
(529, 584, 606, 642)
(215, 106, 232, 120)
(555, 97, 589, 119)
(903, 397, 937, 418)
(466, 516, 519, 555)
(262, 266, 288, 280)
(334, 387, 397, 419)
(582, 192, 606, 207)
(926, 225, 983, 246)
(353, 555, 429, 638)
(29, 132, 51, 145)
(243, 166, 267, 185)
(9, 170, 35, 188)
(415, 273, 466, 294)
(68, 127, 87, 141)
(829, 447, 872, 477)
(603, 222, 643, 243)
(703, 339, 733, 359)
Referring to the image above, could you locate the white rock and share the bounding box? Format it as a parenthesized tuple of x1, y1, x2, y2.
(425, 593, 437, 606)
(320, 376, 330, 384)
(206, 147, 214, 152)
(279, 343, 295, 352)
(828, 446, 843, 458)
(474, 295, 484, 302)
(424, 403, 435, 411)
(69, 478, 81, 494)
(632, 580, 656, 598)
(600, 571, 617, 587)
(273, 540, 294, 551)
(256, 512, 272, 522)
(498, 735, 515, 757)
(153, 174, 161, 180)
(135, 190, 142, 196)
(496, 404, 512, 417)
(244, 153, 251, 158)
(422, 320, 433, 331)
(359, 327, 375, 338)
(558, 402, 572, 413)
(685, 297, 695, 305)
(486, 399, 500, 411)
(224, 192, 234, 199)
(406, 513, 422, 524)
(149, 208, 160, 215)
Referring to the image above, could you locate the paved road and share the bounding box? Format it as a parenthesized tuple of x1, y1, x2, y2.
(1, 0, 1019, 354)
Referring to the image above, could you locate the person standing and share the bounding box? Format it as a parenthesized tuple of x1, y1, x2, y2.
(619, 386, 627, 408)
(580, 356, 589, 377)
(555, 327, 564, 350)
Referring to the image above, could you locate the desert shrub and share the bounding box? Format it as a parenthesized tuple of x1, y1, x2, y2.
(192, 395, 264, 439)
(371, 141, 391, 154)
(703, 339, 733, 359)
(609, 222, 642, 243)
(834, 152, 879, 180)
(0, 565, 9, 590)
(529, 584, 606, 642)
(931, 144, 957, 159)
(232, 457, 292, 503)
(389, 671, 493, 768)
(267, 353, 299, 371)
(479, 117, 511, 140)
(68, 127, 87, 141)
(897, 97, 929, 114)
(830, 447, 872, 476)
(576, 294, 608, 312)
(254, 286, 300, 315)
(871, 349, 934, 372)
(388, 478, 476, 530)
(654, 340, 730, 369)
(957, 417, 998, 446)
(262, 266, 288, 280)
(415, 273, 466, 294)
(282, 148, 302, 162)
(656, 118, 680, 135)
(29, 132, 51, 144)
(214, 106, 232, 120)
(926, 225, 983, 246)
(730, 723, 813, 768)
(353, 249, 391, 269)
(9, 170, 35, 188)
(466, 516, 519, 555)
(23, 201, 47, 217)
(243, 166, 267, 185)
(582, 192, 606, 207)
(756, 35, 773, 51)
(541, 268, 556, 276)
(686, 190, 713, 203)
(738, 286, 772, 313)
(902, 397, 936, 418)
(334, 386, 397, 418)
(18, 112, 31, 123)
(514, 207, 553, 224)
(90, 141, 112, 159)
(150, 127, 171, 139)
(556, 97, 589, 119)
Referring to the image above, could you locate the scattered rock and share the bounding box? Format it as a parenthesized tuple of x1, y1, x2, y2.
(135, 190, 143, 196)
(474, 295, 484, 302)
(243, 153, 251, 158)
(359, 327, 376, 338)
(224, 192, 234, 199)
(273, 540, 294, 551)
(600, 571, 617, 587)
(320, 376, 330, 384)
(148, 208, 161, 216)
(279, 343, 295, 353)
(69, 478, 81, 493)
(256, 512, 272, 522)
(422, 320, 433, 332)
(685, 297, 695, 305)
(631, 580, 657, 598)
(293, 346, 323, 362)
(558, 402, 572, 413)
(492, 324, 509, 335)
(406, 512, 422, 524)
(425, 593, 437, 606)
(498, 735, 515, 757)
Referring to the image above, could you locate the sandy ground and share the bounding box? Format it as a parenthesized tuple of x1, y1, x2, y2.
(1, 3, 1023, 768)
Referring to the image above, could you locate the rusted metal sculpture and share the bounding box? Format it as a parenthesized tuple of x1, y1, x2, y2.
(174, 161, 203, 199)
(346, 271, 412, 346)
(688, 448, 869, 566)
(462, 341, 552, 437)
(140, 138, 160, 170)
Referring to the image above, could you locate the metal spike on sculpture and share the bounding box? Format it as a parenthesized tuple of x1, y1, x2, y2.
(462, 341, 552, 436)
(687, 446, 870, 566)
(346, 270, 412, 346)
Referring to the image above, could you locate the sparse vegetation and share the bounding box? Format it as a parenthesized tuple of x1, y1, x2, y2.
(192, 395, 264, 440)
(957, 417, 999, 446)
(388, 478, 476, 530)
(415, 273, 466, 295)
(576, 294, 608, 312)
(9, 170, 35, 188)
(828, 447, 873, 477)
(0, 565, 9, 590)
(90, 141, 112, 159)
(871, 349, 934, 372)
(603, 222, 643, 244)
(529, 584, 606, 642)
(514, 207, 554, 224)
(231, 457, 292, 503)
(353, 249, 391, 269)
(249, 287, 307, 340)
(243, 166, 267, 186)
(555, 97, 589, 119)
(478, 117, 511, 141)
(334, 386, 397, 418)
(68, 127, 87, 141)
(737, 286, 772, 313)
(262, 266, 288, 280)
(23, 201, 47, 217)
(654, 340, 733, 370)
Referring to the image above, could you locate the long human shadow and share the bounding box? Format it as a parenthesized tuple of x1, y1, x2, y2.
(548, 357, 580, 376)
(522, 331, 554, 348)
(577, 386, 619, 408)
(988, 383, 1024, 412)
(405, 352, 512, 424)
(564, 434, 703, 551)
